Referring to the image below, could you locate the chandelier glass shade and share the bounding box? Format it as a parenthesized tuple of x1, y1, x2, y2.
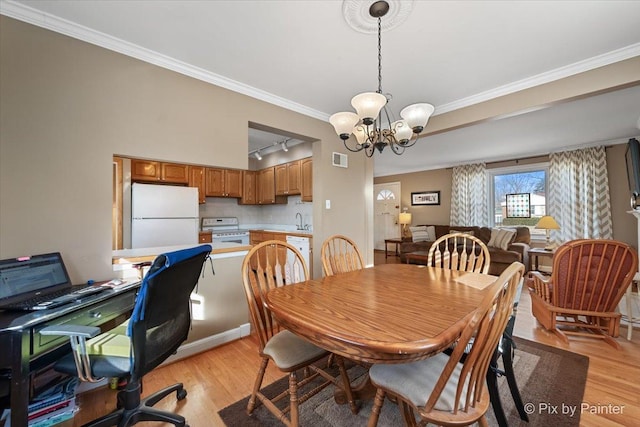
(330, 1, 434, 157)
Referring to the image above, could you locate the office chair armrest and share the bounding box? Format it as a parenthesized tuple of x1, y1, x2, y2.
(40, 325, 103, 382)
(40, 325, 101, 338)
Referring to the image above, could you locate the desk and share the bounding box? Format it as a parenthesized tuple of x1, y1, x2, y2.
(266, 264, 495, 364)
(0, 285, 139, 427)
(528, 247, 554, 272)
(384, 238, 403, 258)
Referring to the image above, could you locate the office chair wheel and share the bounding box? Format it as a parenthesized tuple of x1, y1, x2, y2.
(177, 388, 187, 400)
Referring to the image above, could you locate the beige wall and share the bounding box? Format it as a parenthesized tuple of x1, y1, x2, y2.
(0, 17, 374, 280)
(375, 169, 453, 226)
(375, 144, 638, 251)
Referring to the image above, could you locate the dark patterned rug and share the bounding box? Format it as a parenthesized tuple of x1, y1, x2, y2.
(218, 337, 588, 426)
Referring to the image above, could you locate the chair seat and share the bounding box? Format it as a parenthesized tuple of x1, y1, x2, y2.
(56, 352, 131, 378)
(263, 330, 328, 370)
(370, 352, 466, 411)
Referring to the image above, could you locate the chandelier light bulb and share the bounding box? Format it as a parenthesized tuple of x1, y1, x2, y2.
(351, 92, 387, 124)
(391, 120, 412, 144)
(329, 112, 360, 140)
(400, 103, 435, 133)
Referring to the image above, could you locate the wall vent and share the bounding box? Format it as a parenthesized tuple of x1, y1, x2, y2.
(332, 152, 348, 168)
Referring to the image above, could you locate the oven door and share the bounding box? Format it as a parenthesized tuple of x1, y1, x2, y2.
(213, 233, 249, 245)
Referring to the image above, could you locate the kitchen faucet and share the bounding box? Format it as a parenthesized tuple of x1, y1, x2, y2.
(296, 212, 303, 230)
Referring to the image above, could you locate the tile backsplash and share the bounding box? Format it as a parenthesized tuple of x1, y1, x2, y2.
(199, 195, 313, 230)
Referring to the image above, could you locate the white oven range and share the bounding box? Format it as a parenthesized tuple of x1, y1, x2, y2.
(201, 217, 249, 245)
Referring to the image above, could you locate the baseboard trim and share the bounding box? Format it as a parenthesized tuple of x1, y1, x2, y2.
(164, 323, 252, 365)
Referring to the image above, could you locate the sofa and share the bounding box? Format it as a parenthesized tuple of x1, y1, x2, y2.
(399, 225, 530, 276)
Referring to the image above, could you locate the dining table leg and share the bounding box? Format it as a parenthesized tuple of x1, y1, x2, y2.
(333, 369, 377, 405)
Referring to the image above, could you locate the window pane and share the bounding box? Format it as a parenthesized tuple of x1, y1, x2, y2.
(493, 169, 546, 236)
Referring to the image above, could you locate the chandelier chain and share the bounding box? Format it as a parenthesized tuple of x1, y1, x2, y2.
(377, 17, 382, 94)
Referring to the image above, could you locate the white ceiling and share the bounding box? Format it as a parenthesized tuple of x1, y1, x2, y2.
(3, 0, 640, 175)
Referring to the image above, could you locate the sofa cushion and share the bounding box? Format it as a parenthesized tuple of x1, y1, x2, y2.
(410, 226, 429, 242)
(450, 229, 475, 237)
(410, 226, 436, 242)
(487, 228, 517, 250)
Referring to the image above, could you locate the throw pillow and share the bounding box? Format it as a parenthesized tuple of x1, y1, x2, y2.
(487, 228, 517, 251)
(410, 226, 430, 242)
(426, 226, 436, 241)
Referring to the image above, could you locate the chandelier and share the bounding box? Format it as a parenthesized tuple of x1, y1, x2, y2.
(329, 1, 434, 157)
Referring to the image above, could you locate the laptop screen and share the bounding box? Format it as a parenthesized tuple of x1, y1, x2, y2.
(0, 253, 72, 302)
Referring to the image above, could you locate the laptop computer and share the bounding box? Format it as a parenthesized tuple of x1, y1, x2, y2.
(0, 252, 105, 311)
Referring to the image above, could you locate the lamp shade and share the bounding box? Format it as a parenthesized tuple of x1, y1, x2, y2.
(535, 215, 560, 230)
(392, 120, 412, 143)
(399, 212, 412, 225)
(351, 92, 387, 121)
(329, 112, 359, 138)
(400, 103, 435, 130)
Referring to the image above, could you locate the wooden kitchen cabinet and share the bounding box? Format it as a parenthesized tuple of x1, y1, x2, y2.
(189, 166, 206, 204)
(256, 167, 286, 204)
(198, 231, 212, 243)
(239, 170, 258, 205)
(205, 168, 243, 198)
(301, 157, 313, 202)
(275, 160, 301, 196)
(131, 159, 189, 184)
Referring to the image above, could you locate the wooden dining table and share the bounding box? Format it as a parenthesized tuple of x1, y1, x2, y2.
(265, 263, 497, 401)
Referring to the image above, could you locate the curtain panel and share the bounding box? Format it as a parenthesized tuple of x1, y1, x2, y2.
(549, 146, 613, 242)
(450, 163, 488, 227)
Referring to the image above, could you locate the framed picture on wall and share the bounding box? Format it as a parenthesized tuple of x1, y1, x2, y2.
(506, 193, 531, 218)
(411, 191, 441, 206)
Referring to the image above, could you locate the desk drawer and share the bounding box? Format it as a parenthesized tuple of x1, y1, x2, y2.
(32, 292, 136, 357)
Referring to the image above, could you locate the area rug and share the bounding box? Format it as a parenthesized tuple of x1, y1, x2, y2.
(218, 337, 589, 426)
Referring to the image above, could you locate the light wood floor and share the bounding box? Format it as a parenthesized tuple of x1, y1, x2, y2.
(69, 251, 640, 426)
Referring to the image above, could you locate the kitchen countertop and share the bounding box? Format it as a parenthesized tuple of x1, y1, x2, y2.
(112, 242, 251, 265)
(250, 229, 313, 238)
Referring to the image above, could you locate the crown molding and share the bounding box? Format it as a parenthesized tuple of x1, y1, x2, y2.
(435, 43, 640, 115)
(0, 0, 330, 122)
(2, 0, 637, 122)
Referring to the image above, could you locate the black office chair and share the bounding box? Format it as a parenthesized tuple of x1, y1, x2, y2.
(40, 244, 212, 427)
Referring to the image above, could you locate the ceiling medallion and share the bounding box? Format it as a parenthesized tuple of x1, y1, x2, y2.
(342, 0, 413, 34)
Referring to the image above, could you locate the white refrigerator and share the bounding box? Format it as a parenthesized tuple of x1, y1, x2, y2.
(131, 183, 199, 248)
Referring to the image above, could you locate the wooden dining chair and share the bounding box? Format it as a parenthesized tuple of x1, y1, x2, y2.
(321, 234, 365, 276)
(529, 239, 638, 349)
(241, 240, 356, 426)
(368, 262, 525, 427)
(428, 232, 490, 274)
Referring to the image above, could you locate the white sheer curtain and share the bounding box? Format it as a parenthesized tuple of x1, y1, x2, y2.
(450, 163, 488, 226)
(548, 146, 613, 242)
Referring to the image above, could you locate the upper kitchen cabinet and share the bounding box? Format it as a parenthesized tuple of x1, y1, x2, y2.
(189, 166, 206, 204)
(301, 158, 312, 202)
(238, 170, 257, 205)
(275, 160, 301, 196)
(205, 168, 243, 198)
(131, 159, 189, 184)
(257, 167, 286, 205)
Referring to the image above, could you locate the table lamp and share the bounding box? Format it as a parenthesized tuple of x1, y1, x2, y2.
(399, 212, 412, 238)
(535, 215, 560, 250)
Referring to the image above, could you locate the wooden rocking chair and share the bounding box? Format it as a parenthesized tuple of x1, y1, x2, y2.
(528, 239, 638, 349)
